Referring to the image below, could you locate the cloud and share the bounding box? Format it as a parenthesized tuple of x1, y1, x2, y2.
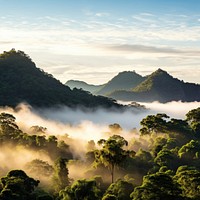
(0, 101, 199, 169)
(104, 44, 200, 57)
(132, 15, 155, 23)
(106, 44, 179, 54)
(95, 12, 110, 17)
(0, 102, 200, 138)
(140, 101, 200, 119)
(0, 13, 200, 84)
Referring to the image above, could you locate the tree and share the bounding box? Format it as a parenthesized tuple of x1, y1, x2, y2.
(108, 123, 122, 134)
(186, 107, 200, 135)
(140, 113, 169, 135)
(94, 135, 133, 183)
(130, 172, 183, 200)
(174, 166, 200, 199)
(154, 149, 178, 170)
(25, 159, 54, 179)
(52, 157, 69, 192)
(0, 112, 22, 143)
(178, 140, 200, 164)
(30, 125, 47, 135)
(0, 170, 39, 200)
(103, 179, 134, 200)
(59, 178, 101, 200)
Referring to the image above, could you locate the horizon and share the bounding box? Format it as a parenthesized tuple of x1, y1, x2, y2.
(0, 0, 200, 84)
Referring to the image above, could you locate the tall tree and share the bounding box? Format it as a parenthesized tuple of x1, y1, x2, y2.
(94, 135, 134, 183)
(0, 112, 22, 143)
(52, 157, 69, 192)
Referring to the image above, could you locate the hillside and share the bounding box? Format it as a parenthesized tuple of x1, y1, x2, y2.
(65, 80, 104, 93)
(96, 71, 145, 95)
(0, 49, 121, 108)
(109, 69, 200, 102)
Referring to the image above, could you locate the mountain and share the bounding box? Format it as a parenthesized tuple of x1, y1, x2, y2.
(65, 80, 104, 94)
(96, 71, 145, 95)
(108, 68, 200, 102)
(0, 49, 121, 108)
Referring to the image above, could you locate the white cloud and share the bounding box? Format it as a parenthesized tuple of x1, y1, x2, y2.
(0, 13, 200, 84)
(95, 12, 110, 17)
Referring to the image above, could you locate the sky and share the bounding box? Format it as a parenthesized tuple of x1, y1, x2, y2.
(0, 0, 200, 84)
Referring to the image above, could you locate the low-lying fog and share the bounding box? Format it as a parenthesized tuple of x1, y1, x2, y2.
(0, 102, 200, 141)
(0, 101, 200, 183)
(0, 101, 200, 142)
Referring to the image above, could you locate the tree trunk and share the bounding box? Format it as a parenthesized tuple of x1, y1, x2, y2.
(111, 164, 114, 183)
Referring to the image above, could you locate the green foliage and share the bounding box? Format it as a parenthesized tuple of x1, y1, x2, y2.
(52, 157, 69, 192)
(59, 178, 101, 200)
(140, 113, 169, 135)
(0, 112, 22, 144)
(109, 68, 200, 103)
(131, 172, 183, 200)
(175, 166, 200, 199)
(0, 112, 73, 161)
(186, 107, 200, 135)
(97, 71, 145, 95)
(154, 149, 179, 170)
(178, 140, 200, 163)
(0, 49, 121, 108)
(103, 179, 134, 200)
(0, 170, 39, 200)
(32, 188, 54, 200)
(0, 105, 200, 199)
(94, 135, 133, 183)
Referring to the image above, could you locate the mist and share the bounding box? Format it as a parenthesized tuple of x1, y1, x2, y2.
(140, 101, 200, 119)
(0, 101, 200, 141)
(0, 101, 199, 184)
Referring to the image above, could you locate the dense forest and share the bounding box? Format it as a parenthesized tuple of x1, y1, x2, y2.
(0, 49, 121, 109)
(0, 107, 200, 199)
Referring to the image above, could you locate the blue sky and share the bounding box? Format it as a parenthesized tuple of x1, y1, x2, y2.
(0, 0, 200, 84)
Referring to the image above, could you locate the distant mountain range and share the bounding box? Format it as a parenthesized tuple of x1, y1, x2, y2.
(66, 71, 145, 95)
(66, 80, 104, 94)
(66, 69, 200, 103)
(0, 49, 122, 108)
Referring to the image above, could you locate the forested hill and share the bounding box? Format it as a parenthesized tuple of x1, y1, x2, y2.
(66, 71, 145, 95)
(97, 71, 145, 95)
(0, 49, 121, 108)
(65, 80, 104, 94)
(109, 69, 200, 102)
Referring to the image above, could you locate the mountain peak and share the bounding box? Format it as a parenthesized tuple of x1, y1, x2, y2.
(0, 49, 120, 108)
(133, 69, 176, 93)
(0, 49, 31, 60)
(153, 68, 169, 76)
(97, 70, 145, 95)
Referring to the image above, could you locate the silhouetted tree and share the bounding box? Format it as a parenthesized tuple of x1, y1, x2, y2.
(0, 170, 39, 200)
(94, 135, 134, 183)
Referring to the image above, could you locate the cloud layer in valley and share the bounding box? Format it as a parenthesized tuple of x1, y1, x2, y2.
(0, 101, 199, 141)
(0, 101, 199, 181)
